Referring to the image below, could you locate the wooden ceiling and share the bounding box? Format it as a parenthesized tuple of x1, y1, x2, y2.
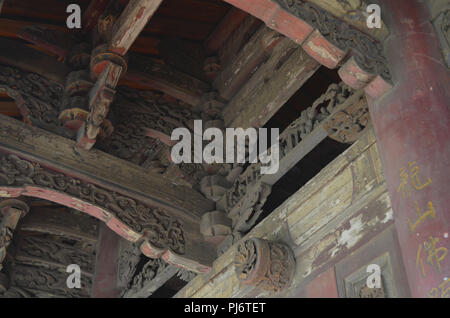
(0, 0, 232, 117)
(0, 0, 231, 55)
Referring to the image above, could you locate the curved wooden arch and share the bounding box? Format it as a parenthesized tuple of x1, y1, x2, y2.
(0, 151, 212, 273)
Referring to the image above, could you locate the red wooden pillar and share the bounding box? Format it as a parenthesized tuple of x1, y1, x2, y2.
(368, 0, 450, 298)
(92, 223, 121, 298)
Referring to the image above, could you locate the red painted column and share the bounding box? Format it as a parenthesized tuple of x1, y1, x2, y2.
(368, 0, 450, 298)
(92, 223, 121, 298)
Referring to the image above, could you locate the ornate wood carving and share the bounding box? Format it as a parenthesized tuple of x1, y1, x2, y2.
(9, 265, 92, 298)
(0, 64, 62, 128)
(0, 199, 29, 270)
(322, 89, 369, 143)
(122, 258, 172, 297)
(0, 153, 186, 255)
(274, 0, 391, 81)
(234, 238, 296, 293)
(0, 114, 214, 219)
(15, 234, 95, 275)
(117, 240, 142, 289)
(433, 9, 450, 67)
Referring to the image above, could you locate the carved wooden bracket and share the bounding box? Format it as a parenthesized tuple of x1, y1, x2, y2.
(234, 238, 296, 293)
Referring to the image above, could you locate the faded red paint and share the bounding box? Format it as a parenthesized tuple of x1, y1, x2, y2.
(369, 0, 450, 298)
(338, 56, 376, 90)
(0, 185, 141, 242)
(305, 267, 339, 298)
(364, 75, 393, 99)
(92, 223, 121, 298)
(302, 30, 346, 69)
(268, 8, 313, 44)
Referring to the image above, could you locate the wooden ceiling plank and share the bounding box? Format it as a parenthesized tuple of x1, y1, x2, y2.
(123, 53, 210, 106)
(222, 38, 320, 129)
(0, 37, 69, 85)
(204, 7, 248, 54)
(19, 207, 99, 243)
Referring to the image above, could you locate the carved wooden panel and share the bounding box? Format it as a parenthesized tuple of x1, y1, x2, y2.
(14, 234, 96, 276)
(8, 265, 92, 298)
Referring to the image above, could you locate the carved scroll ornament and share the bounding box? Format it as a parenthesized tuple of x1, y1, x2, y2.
(234, 238, 296, 293)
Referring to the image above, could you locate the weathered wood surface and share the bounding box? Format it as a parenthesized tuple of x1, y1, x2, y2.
(0, 115, 217, 273)
(92, 223, 121, 298)
(159, 38, 209, 82)
(110, 0, 163, 55)
(204, 7, 249, 54)
(303, 0, 389, 40)
(123, 262, 179, 298)
(215, 14, 261, 66)
(220, 0, 392, 99)
(125, 53, 210, 106)
(14, 233, 96, 276)
(19, 207, 99, 243)
(175, 128, 393, 297)
(8, 265, 92, 298)
(0, 115, 214, 220)
(82, 0, 110, 33)
(0, 38, 69, 85)
(213, 24, 281, 100)
(222, 38, 320, 128)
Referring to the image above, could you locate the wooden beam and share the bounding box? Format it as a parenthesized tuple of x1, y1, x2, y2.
(0, 18, 160, 57)
(0, 38, 69, 85)
(109, 0, 163, 55)
(204, 7, 248, 54)
(19, 207, 99, 243)
(223, 0, 388, 42)
(0, 101, 20, 117)
(124, 53, 210, 106)
(17, 25, 75, 59)
(82, 0, 111, 33)
(0, 115, 216, 273)
(0, 115, 213, 221)
(223, 38, 320, 128)
(78, 0, 163, 148)
(213, 24, 282, 101)
(304, 0, 389, 40)
(92, 223, 121, 298)
(220, 0, 392, 96)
